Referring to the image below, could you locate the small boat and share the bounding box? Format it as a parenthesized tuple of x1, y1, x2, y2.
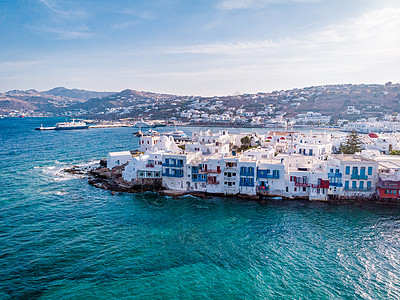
(133, 129, 144, 137)
(55, 119, 89, 130)
(133, 128, 160, 137)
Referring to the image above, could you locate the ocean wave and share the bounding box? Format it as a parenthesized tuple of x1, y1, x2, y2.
(38, 158, 99, 181)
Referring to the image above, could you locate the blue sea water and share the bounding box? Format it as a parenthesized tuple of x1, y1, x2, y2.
(1, 118, 400, 299)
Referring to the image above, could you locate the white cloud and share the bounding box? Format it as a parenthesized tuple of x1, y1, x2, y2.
(157, 5, 400, 95)
(39, 0, 87, 19)
(170, 6, 400, 57)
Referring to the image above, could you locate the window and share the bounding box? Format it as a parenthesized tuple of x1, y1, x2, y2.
(286, 187, 289, 192)
(352, 167, 358, 175)
(294, 188, 297, 192)
(330, 169, 334, 173)
(359, 181, 364, 189)
(367, 181, 371, 188)
(345, 181, 349, 189)
(352, 181, 357, 189)
(360, 167, 365, 176)
(368, 167, 373, 175)
(345, 166, 350, 175)
(303, 187, 306, 192)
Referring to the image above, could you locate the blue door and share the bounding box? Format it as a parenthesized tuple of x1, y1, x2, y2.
(359, 181, 364, 190)
(344, 181, 349, 189)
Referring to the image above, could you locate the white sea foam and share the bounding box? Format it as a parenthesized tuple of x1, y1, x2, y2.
(40, 159, 98, 181)
(54, 191, 69, 195)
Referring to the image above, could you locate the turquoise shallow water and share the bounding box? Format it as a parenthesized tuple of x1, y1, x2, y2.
(1, 118, 400, 299)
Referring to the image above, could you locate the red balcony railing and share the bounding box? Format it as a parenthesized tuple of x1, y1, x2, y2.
(311, 180, 329, 189)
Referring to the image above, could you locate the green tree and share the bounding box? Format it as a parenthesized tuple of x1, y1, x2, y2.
(340, 130, 363, 154)
(237, 135, 253, 152)
(240, 136, 251, 145)
(389, 150, 400, 155)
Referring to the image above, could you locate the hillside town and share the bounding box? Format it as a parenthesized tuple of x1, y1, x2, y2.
(102, 129, 400, 202)
(2, 83, 400, 130)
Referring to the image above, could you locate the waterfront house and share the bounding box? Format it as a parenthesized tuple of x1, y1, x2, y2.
(107, 151, 133, 169)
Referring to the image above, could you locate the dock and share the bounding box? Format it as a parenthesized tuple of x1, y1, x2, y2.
(35, 123, 134, 131)
(35, 126, 56, 130)
(88, 124, 134, 128)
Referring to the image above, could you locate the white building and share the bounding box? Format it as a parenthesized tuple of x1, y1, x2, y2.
(107, 151, 133, 169)
(294, 111, 331, 124)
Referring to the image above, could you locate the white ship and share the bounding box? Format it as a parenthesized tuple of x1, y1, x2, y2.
(55, 120, 89, 130)
(133, 119, 154, 128)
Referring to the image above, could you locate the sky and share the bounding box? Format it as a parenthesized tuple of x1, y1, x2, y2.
(1, 0, 400, 96)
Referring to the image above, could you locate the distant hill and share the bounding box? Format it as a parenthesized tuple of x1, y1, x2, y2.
(42, 87, 114, 100)
(2, 83, 400, 121)
(68, 89, 177, 112)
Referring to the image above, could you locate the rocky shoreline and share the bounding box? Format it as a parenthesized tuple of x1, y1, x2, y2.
(63, 160, 213, 198)
(63, 160, 262, 199)
(63, 160, 400, 204)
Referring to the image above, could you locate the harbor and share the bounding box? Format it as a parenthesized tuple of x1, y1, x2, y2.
(4, 117, 400, 299)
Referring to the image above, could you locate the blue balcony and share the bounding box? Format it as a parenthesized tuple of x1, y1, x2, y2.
(267, 174, 279, 179)
(162, 173, 184, 178)
(240, 177, 254, 187)
(329, 182, 343, 187)
(163, 162, 184, 168)
(192, 174, 207, 182)
(240, 182, 255, 187)
(257, 170, 279, 179)
(328, 172, 342, 178)
(344, 187, 373, 191)
(351, 174, 368, 180)
(240, 171, 254, 176)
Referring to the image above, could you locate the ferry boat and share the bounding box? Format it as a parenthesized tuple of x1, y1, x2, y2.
(55, 120, 89, 130)
(163, 128, 191, 141)
(133, 119, 154, 128)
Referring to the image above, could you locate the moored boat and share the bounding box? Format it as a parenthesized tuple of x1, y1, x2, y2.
(55, 119, 89, 130)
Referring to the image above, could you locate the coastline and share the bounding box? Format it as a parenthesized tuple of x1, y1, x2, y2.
(64, 161, 399, 205)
